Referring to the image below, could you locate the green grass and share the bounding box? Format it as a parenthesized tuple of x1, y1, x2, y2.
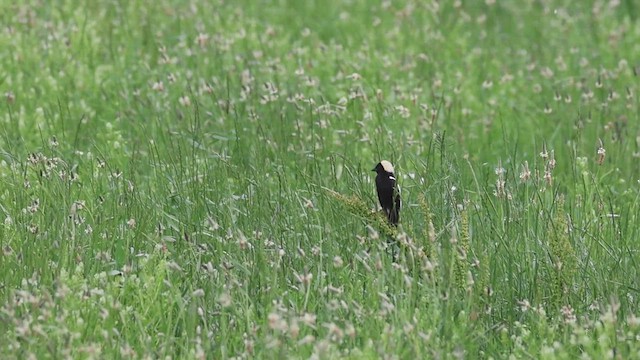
(1, 0, 640, 358)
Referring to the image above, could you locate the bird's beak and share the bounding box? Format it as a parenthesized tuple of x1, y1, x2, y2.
(371, 168, 376, 172)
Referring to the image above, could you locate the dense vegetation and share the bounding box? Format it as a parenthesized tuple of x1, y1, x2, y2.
(1, 0, 639, 358)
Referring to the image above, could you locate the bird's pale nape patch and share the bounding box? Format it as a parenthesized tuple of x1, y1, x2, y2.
(380, 160, 394, 173)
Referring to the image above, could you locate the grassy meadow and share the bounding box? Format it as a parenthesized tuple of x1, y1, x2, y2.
(1, 0, 640, 358)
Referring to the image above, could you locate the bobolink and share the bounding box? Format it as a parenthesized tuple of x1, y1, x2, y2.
(373, 160, 401, 225)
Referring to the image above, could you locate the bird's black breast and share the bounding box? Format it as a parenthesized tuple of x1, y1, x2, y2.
(376, 174, 396, 206)
(376, 173, 400, 225)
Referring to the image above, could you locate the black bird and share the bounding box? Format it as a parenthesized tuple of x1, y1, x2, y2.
(373, 160, 401, 225)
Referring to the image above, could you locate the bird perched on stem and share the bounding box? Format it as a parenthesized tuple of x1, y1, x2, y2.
(372, 160, 401, 226)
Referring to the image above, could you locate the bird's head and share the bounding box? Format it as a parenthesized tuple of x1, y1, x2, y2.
(372, 160, 395, 174)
